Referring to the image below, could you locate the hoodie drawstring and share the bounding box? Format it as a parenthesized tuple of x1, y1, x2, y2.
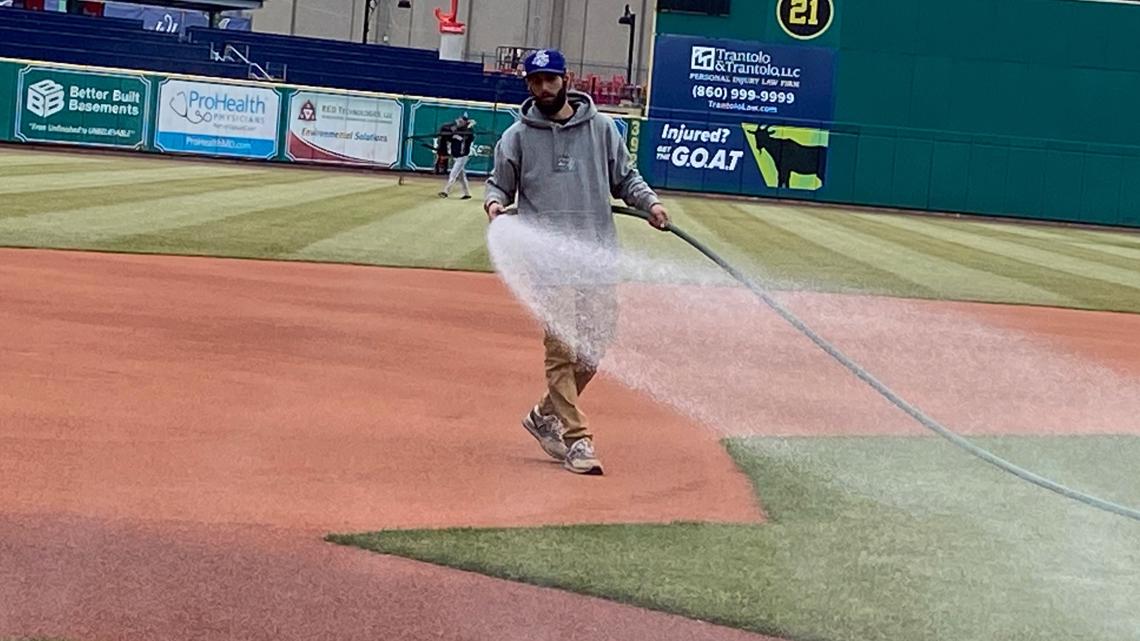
(550, 123, 563, 172)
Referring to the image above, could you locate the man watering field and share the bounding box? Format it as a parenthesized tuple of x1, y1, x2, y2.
(484, 48, 669, 475)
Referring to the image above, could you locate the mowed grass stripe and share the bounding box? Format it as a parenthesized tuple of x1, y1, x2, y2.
(827, 213, 1125, 310)
(0, 149, 108, 165)
(1070, 242, 1140, 261)
(0, 172, 305, 220)
(695, 201, 937, 296)
(865, 223, 1136, 313)
(292, 187, 488, 268)
(868, 214, 1140, 292)
(628, 196, 725, 256)
(0, 164, 253, 195)
(103, 178, 408, 259)
(1067, 227, 1140, 248)
(926, 210, 1140, 249)
(0, 175, 380, 248)
(611, 198, 738, 287)
(953, 218, 1112, 246)
(452, 241, 492, 271)
(0, 161, 128, 177)
(698, 201, 853, 286)
(948, 216, 1140, 256)
(758, 206, 1069, 304)
(947, 216, 1140, 255)
(617, 196, 734, 275)
(724, 201, 937, 294)
(0, 148, 216, 170)
(952, 223, 1140, 274)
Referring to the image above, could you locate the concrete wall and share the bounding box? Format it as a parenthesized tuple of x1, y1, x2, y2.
(251, 0, 655, 84)
(253, 0, 361, 41)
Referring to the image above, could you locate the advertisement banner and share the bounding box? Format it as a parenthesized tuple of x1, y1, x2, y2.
(649, 34, 836, 126)
(624, 117, 642, 168)
(0, 61, 15, 142)
(646, 118, 830, 194)
(14, 65, 150, 149)
(286, 91, 403, 167)
(155, 79, 280, 158)
(403, 101, 520, 176)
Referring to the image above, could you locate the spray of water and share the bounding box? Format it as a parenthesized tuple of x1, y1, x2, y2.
(487, 213, 1140, 638)
(488, 214, 1138, 440)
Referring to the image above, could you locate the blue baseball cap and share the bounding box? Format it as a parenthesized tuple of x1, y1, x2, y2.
(523, 49, 567, 77)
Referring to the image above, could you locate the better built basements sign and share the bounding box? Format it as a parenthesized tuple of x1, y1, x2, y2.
(286, 91, 403, 167)
(15, 66, 150, 149)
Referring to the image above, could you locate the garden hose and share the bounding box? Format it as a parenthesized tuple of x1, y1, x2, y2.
(613, 205, 1140, 523)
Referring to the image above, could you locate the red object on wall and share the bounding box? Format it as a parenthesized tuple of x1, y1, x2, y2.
(78, 0, 104, 16)
(433, 0, 465, 34)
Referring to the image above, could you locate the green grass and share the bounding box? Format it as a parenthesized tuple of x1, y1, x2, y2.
(330, 436, 1140, 641)
(1, 146, 1138, 312)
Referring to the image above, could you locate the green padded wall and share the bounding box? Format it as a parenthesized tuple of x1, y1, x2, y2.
(653, 0, 1140, 227)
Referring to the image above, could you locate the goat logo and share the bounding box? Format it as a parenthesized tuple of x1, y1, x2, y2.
(742, 123, 828, 190)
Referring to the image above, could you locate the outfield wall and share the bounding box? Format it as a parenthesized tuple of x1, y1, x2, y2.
(645, 0, 1140, 228)
(0, 57, 632, 177)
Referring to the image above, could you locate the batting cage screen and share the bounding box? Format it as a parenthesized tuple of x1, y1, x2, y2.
(400, 101, 522, 177)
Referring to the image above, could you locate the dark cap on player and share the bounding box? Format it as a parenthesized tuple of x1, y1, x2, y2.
(523, 49, 567, 77)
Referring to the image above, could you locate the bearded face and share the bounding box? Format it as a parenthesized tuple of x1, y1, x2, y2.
(526, 73, 568, 117)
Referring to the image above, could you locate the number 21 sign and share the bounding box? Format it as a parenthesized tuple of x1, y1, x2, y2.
(777, 0, 834, 40)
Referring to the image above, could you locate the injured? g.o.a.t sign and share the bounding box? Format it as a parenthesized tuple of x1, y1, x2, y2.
(647, 119, 830, 193)
(656, 123, 747, 172)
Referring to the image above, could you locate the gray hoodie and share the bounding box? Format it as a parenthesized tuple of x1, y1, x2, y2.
(484, 90, 660, 248)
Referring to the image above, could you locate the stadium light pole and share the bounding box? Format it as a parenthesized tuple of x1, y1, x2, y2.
(362, 0, 376, 43)
(618, 4, 636, 85)
(364, 0, 412, 44)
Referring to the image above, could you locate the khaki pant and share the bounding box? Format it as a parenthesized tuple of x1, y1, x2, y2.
(536, 285, 617, 444)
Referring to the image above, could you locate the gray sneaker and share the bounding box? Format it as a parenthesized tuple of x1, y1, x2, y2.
(563, 438, 603, 475)
(521, 406, 568, 461)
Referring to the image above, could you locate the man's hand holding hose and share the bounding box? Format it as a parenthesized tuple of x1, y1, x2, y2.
(485, 201, 507, 221)
(486, 200, 670, 230)
(646, 203, 670, 230)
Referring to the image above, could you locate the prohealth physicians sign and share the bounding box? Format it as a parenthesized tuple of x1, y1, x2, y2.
(286, 91, 403, 167)
(155, 79, 280, 158)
